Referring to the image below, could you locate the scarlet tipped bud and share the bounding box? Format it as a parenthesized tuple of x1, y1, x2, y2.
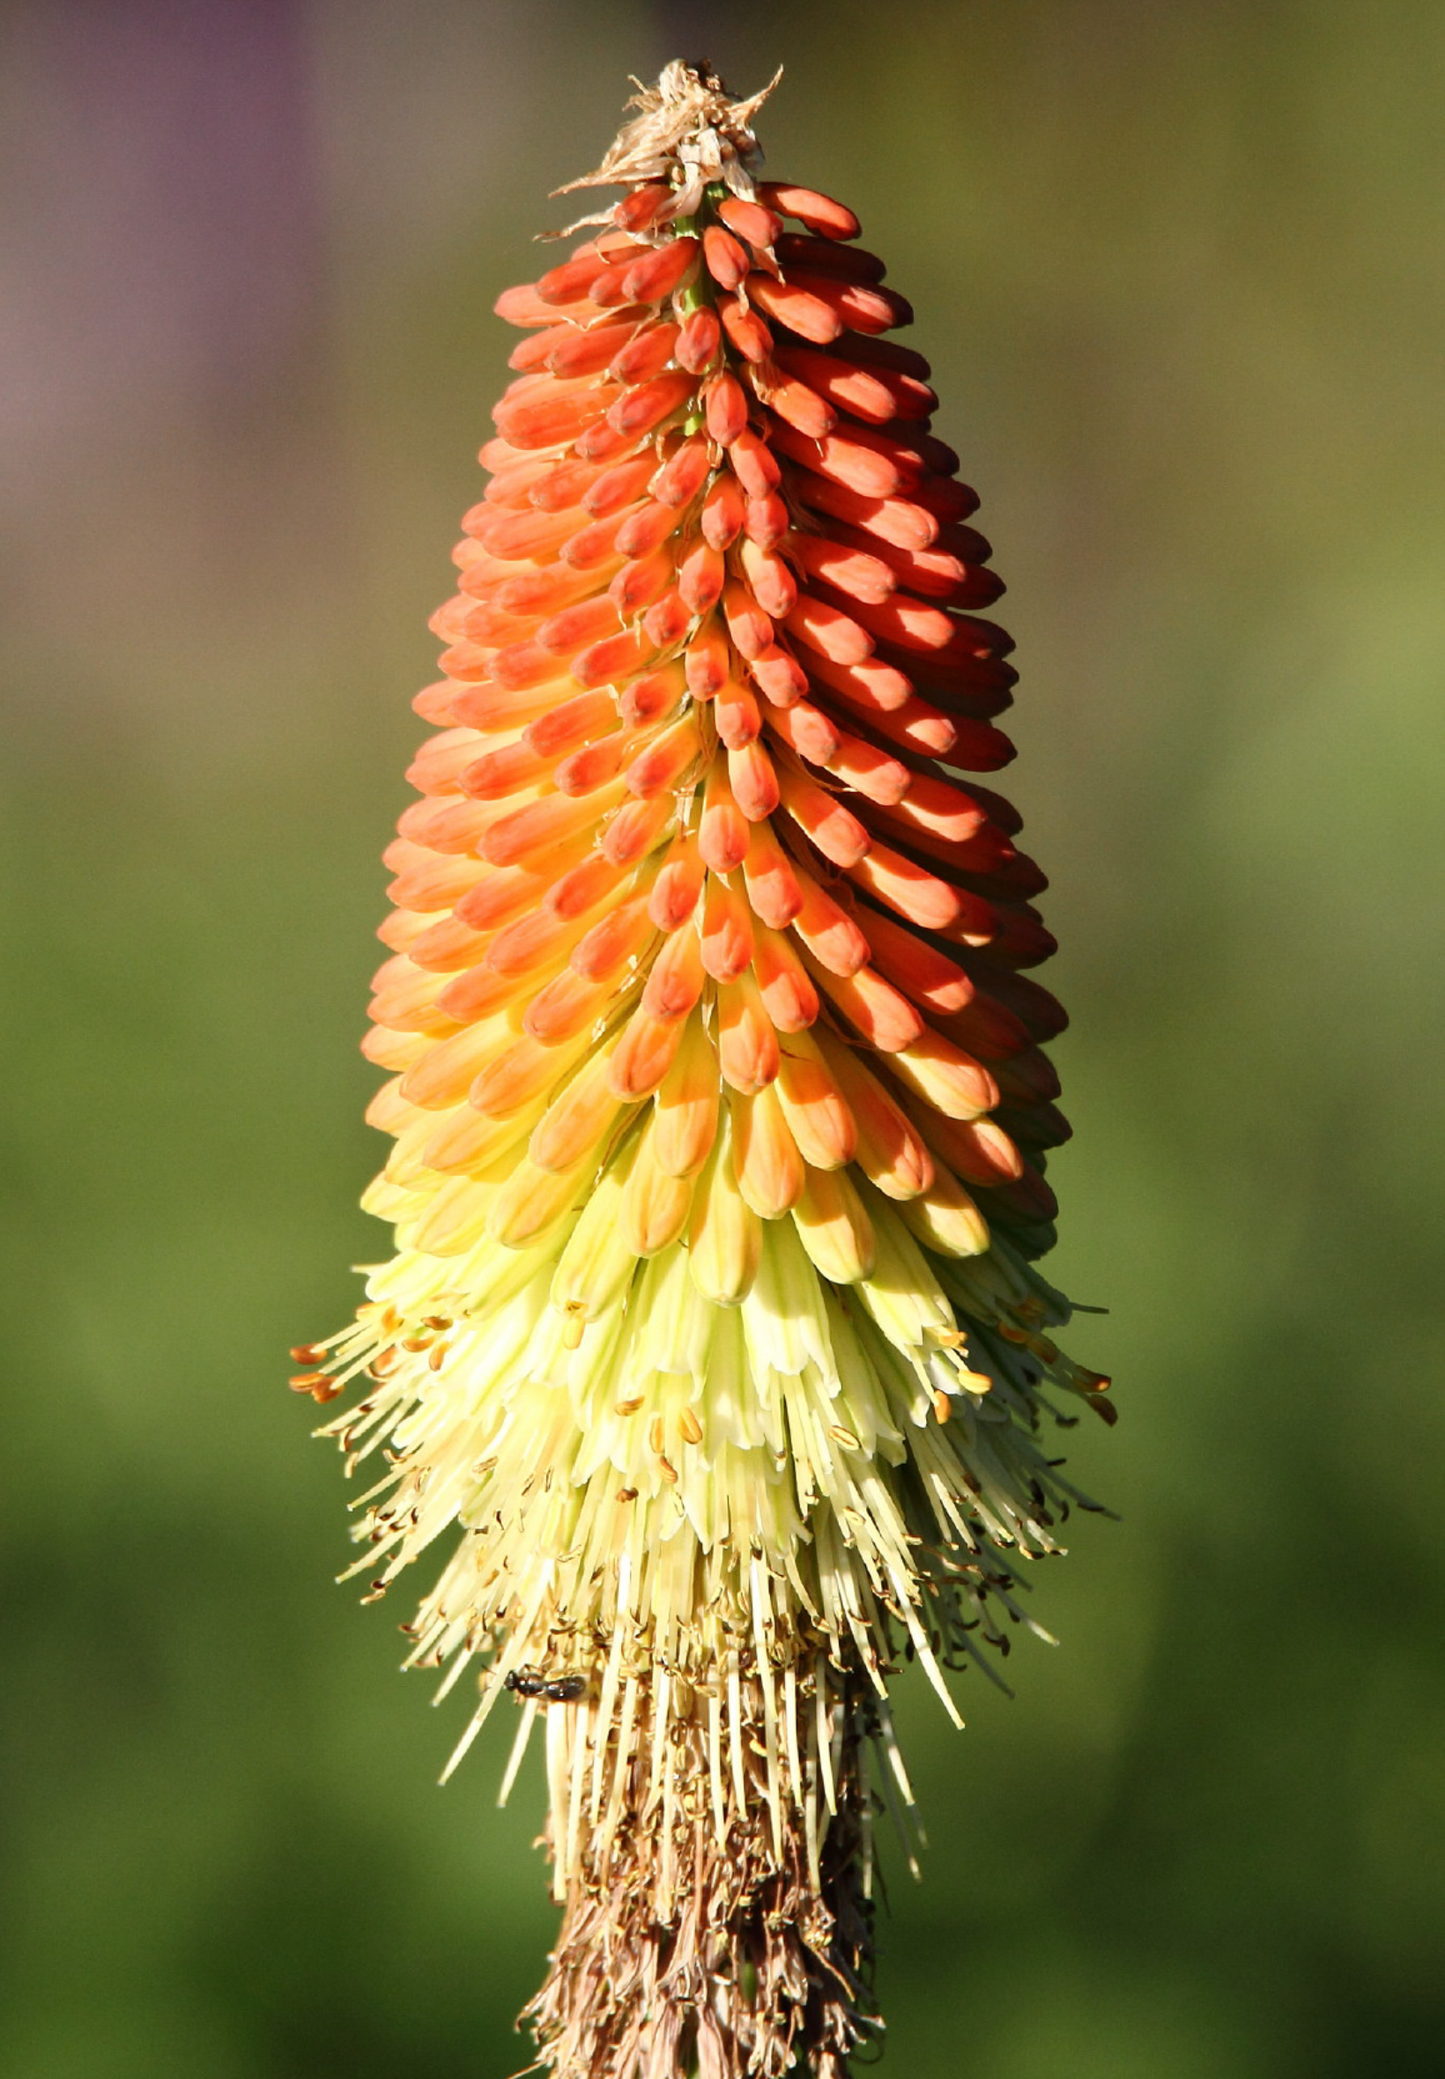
(704, 370, 749, 446)
(609, 320, 678, 383)
(768, 419, 918, 499)
(619, 660, 685, 727)
(582, 453, 657, 515)
(536, 247, 610, 305)
(784, 272, 912, 336)
(807, 959, 925, 1053)
(814, 1030, 935, 1198)
(702, 224, 750, 289)
(524, 966, 614, 1044)
(740, 820, 803, 929)
(717, 296, 774, 364)
(538, 595, 621, 656)
(651, 433, 711, 507)
(791, 531, 895, 603)
(470, 904, 586, 986)
(460, 738, 553, 801)
(678, 539, 726, 615)
(774, 342, 935, 425)
(727, 741, 780, 822)
(613, 181, 670, 232)
(612, 499, 684, 558)
(759, 182, 861, 240)
(698, 871, 755, 984)
(530, 322, 631, 378)
(472, 1029, 591, 1119)
(484, 787, 624, 870)
(617, 235, 698, 303)
(495, 281, 576, 327)
(648, 829, 705, 931)
(856, 905, 978, 1013)
(608, 369, 695, 439)
(570, 896, 654, 979)
(888, 1028, 999, 1121)
(716, 971, 780, 1095)
(601, 792, 673, 866)
(561, 508, 634, 566)
(641, 914, 706, 1018)
(528, 690, 619, 765)
(775, 1033, 856, 1169)
(792, 469, 940, 549)
(471, 502, 585, 560)
(610, 548, 673, 614)
(727, 427, 781, 499)
(752, 924, 819, 1032)
(641, 586, 691, 648)
(785, 592, 873, 665)
(749, 645, 809, 705)
(914, 1108, 1024, 1188)
(846, 840, 998, 938)
(675, 305, 721, 372)
(776, 763, 871, 868)
(701, 473, 746, 550)
(789, 870, 871, 976)
(699, 760, 750, 875)
(757, 367, 836, 441)
(685, 625, 730, 700)
(722, 578, 773, 660)
(765, 698, 841, 767)
(607, 1012, 686, 1099)
(626, 714, 703, 798)
(554, 730, 633, 796)
(742, 490, 790, 548)
(717, 194, 784, 248)
(529, 1050, 628, 1173)
(494, 380, 618, 450)
(454, 859, 562, 933)
(737, 538, 796, 619)
(715, 680, 762, 749)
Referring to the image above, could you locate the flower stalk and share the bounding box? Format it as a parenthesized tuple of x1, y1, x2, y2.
(295, 60, 1110, 2079)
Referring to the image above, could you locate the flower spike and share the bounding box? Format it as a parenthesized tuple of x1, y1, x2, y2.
(299, 60, 1110, 2079)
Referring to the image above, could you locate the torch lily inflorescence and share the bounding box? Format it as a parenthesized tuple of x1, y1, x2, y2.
(295, 61, 1110, 2079)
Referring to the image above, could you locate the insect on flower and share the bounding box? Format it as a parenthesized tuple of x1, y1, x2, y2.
(296, 59, 1112, 2079)
(505, 1667, 591, 1704)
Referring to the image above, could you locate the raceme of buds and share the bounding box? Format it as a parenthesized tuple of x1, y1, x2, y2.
(294, 60, 1111, 2079)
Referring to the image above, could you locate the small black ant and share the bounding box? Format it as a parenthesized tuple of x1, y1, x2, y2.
(504, 1666, 588, 1703)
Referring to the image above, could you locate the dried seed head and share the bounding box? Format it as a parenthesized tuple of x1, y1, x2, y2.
(524, 1667, 881, 2079)
(555, 60, 784, 210)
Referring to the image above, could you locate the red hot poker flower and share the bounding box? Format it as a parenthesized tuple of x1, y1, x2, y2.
(297, 60, 1111, 2079)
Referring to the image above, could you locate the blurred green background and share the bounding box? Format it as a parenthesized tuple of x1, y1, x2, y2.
(2, 1, 1442, 2073)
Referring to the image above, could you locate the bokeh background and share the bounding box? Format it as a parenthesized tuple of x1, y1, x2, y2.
(3, 1, 1443, 2073)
